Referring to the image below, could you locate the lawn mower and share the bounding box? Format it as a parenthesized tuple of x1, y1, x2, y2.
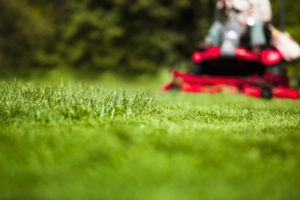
(162, 0, 300, 100)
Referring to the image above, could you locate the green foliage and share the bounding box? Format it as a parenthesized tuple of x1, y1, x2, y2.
(0, 0, 53, 69)
(0, 0, 213, 74)
(0, 0, 300, 74)
(1, 78, 300, 199)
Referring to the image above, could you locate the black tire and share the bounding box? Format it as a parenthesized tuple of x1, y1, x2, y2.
(261, 87, 273, 99)
(192, 63, 203, 75)
(267, 63, 287, 76)
(170, 83, 180, 90)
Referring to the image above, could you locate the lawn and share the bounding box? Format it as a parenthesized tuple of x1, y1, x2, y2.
(0, 77, 300, 200)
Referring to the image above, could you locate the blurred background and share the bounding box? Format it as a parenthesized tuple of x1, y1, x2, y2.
(0, 0, 299, 78)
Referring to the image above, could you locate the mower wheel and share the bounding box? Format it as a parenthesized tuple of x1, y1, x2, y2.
(268, 63, 287, 76)
(170, 83, 180, 90)
(261, 87, 273, 99)
(192, 63, 203, 75)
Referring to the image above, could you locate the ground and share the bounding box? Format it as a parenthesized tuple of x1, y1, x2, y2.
(0, 75, 300, 200)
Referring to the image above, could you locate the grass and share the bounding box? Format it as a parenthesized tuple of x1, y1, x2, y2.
(0, 77, 300, 200)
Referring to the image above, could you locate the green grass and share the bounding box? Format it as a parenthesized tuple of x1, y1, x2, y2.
(1, 78, 300, 200)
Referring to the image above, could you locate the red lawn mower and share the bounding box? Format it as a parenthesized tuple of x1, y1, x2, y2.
(162, 0, 300, 100)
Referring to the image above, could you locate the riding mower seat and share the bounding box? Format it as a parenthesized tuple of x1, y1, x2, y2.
(239, 24, 273, 50)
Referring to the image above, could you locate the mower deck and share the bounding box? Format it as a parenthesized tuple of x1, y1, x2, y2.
(162, 70, 299, 100)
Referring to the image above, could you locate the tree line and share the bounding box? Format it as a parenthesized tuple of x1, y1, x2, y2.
(0, 0, 299, 75)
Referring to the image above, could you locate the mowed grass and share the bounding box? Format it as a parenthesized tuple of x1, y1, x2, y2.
(1, 79, 300, 200)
